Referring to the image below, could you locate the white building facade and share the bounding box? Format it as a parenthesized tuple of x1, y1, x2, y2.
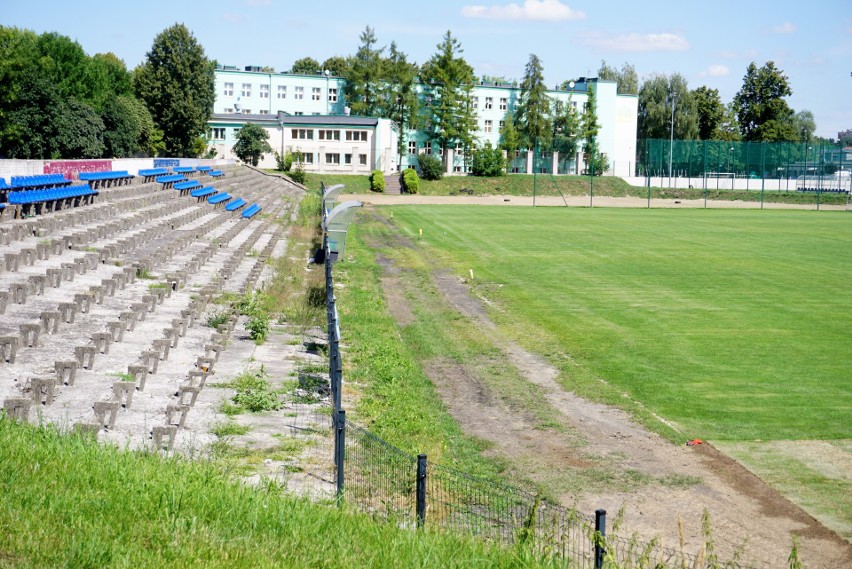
(210, 66, 638, 176)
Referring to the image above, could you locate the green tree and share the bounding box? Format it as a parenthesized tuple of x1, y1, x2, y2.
(2, 74, 63, 158)
(134, 24, 215, 157)
(733, 61, 796, 142)
(417, 153, 444, 180)
(321, 56, 348, 77)
(102, 95, 163, 157)
(637, 73, 698, 141)
(715, 103, 742, 142)
(55, 98, 105, 158)
(85, 53, 133, 110)
(345, 26, 385, 117)
(692, 86, 726, 140)
(232, 123, 272, 166)
(498, 111, 521, 155)
(551, 98, 580, 159)
(581, 83, 601, 173)
(792, 110, 816, 142)
(382, 42, 419, 165)
(419, 31, 478, 166)
(470, 141, 506, 176)
(291, 57, 320, 74)
(597, 60, 638, 95)
(515, 53, 552, 150)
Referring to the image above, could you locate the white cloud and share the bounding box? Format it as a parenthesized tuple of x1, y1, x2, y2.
(462, 0, 585, 21)
(579, 32, 689, 52)
(773, 22, 796, 34)
(700, 64, 730, 77)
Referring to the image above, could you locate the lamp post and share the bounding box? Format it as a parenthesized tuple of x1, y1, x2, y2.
(669, 97, 676, 188)
(324, 69, 330, 115)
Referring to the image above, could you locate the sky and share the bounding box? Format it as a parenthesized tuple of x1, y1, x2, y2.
(3, 0, 851, 139)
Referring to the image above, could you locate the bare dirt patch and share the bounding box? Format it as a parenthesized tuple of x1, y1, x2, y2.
(373, 232, 851, 568)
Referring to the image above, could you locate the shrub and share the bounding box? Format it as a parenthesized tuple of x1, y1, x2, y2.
(288, 163, 306, 185)
(417, 153, 444, 180)
(470, 142, 506, 177)
(275, 151, 294, 172)
(369, 170, 385, 192)
(401, 168, 420, 193)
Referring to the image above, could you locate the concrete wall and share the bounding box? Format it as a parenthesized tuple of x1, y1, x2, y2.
(623, 175, 852, 192)
(0, 158, 230, 182)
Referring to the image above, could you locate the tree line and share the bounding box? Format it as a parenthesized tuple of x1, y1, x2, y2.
(0, 24, 215, 160)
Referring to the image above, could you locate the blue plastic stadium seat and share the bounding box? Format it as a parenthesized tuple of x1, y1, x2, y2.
(173, 180, 202, 191)
(242, 204, 261, 218)
(209, 170, 224, 177)
(208, 192, 231, 205)
(196, 165, 212, 172)
(190, 187, 217, 198)
(225, 198, 247, 211)
(156, 174, 186, 184)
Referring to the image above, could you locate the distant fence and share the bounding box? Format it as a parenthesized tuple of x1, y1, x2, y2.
(322, 247, 759, 568)
(639, 139, 852, 193)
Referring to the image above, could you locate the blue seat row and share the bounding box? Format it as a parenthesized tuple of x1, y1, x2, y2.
(156, 175, 186, 184)
(209, 170, 224, 177)
(0, 178, 9, 190)
(79, 170, 133, 181)
(196, 165, 212, 172)
(10, 173, 71, 189)
(208, 192, 231, 205)
(8, 184, 97, 205)
(174, 180, 202, 191)
(242, 204, 261, 218)
(225, 198, 247, 211)
(191, 187, 217, 198)
(139, 168, 170, 177)
(173, 166, 194, 174)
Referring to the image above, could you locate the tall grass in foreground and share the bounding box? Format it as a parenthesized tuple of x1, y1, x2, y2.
(0, 418, 557, 568)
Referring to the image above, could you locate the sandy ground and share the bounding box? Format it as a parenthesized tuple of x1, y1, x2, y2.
(345, 192, 851, 211)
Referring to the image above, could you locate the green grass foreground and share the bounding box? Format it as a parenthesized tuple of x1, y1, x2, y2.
(382, 206, 852, 442)
(0, 419, 555, 568)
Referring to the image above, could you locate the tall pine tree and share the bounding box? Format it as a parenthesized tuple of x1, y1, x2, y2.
(515, 53, 552, 151)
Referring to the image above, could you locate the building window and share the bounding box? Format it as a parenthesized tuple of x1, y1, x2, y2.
(292, 128, 313, 140)
(346, 130, 367, 142)
(472, 96, 479, 109)
(295, 86, 304, 100)
(242, 109, 251, 114)
(408, 141, 417, 155)
(259, 110, 269, 115)
(277, 85, 287, 99)
(500, 97, 507, 110)
(571, 101, 577, 109)
(211, 127, 225, 140)
(302, 152, 314, 164)
(484, 120, 493, 133)
(359, 154, 367, 165)
(424, 144, 432, 155)
(312, 87, 321, 101)
(224, 82, 234, 96)
(260, 84, 269, 98)
(344, 153, 352, 164)
(294, 111, 303, 116)
(329, 88, 338, 103)
(485, 97, 493, 110)
(455, 142, 464, 155)
(224, 108, 234, 114)
(241, 83, 251, 97)
(318, 130, 340, 141)
(499, 120, 506, 130)
(325, 153, 340, 164)
(438, 146, 444, 156)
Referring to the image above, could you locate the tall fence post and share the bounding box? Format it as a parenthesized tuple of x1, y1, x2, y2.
(416, 454, 427, 529)
(594, 509, 606, 569)
(335, 409, 346, 504)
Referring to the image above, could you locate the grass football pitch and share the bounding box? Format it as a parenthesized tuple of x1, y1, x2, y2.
(383, 206, 851, 443)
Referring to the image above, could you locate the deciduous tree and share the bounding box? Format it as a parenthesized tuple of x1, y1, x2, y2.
(232, 123, 272, 166)
(638, 73, 698, 141)
(733, 61, 796, 142)
(291, 57, 320, 74)
(134, 24, 215, 157)
(597, 60, 638, 95)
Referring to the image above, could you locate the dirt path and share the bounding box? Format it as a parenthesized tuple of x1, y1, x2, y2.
(346, 192, 850, 211)
(369, 217, 851, 568)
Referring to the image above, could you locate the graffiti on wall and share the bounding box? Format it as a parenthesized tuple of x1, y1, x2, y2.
(44, 160, 112, 180)
(154, 159, 180, 168)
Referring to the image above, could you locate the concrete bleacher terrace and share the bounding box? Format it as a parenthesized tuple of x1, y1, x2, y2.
(0, 164, 303, 454)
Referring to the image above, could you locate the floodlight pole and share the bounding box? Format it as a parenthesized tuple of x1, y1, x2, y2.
(669, 98, 676, 188)
(533, 140, 538, 207)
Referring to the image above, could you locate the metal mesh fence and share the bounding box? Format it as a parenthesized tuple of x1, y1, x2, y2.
(640, 139, 852, 193)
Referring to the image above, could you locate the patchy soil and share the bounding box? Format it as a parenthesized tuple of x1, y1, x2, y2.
(369, 215, 851, 568)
